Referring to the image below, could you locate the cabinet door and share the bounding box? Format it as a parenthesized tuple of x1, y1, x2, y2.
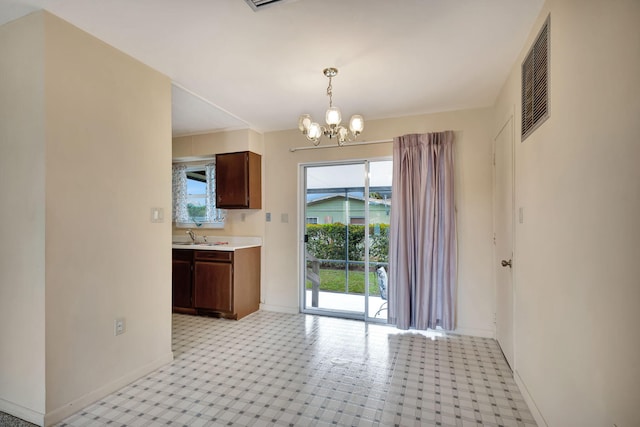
(216, 152, 248, 208)
(216, 151, 261, 209)
(172, 259, 192, 308)
(194, 261, 233, 312)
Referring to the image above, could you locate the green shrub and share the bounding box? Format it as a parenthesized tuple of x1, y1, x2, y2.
(306, 223, 389, 267)
(187, 204, 206, 218)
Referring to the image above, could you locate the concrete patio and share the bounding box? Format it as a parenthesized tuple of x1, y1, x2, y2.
(305, 290, 388, 320)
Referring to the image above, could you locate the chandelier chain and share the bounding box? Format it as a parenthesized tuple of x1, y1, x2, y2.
(326, 76, 333, 108)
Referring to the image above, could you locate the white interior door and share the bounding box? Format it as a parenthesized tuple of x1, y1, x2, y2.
(494, 116, 515, 368)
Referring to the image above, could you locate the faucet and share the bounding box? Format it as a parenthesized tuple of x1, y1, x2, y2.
(186, 229, 196, 243)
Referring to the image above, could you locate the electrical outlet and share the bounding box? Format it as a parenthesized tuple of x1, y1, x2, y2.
(114, 318, 126, 336)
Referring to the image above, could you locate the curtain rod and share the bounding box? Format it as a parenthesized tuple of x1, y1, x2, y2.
(289, 138, 393, 152)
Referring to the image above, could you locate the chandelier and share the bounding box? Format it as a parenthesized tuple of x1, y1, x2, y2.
(298, 67, 364, 146)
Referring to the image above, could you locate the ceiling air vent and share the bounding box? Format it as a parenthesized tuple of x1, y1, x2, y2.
(244, 0, 287, 11)
(521, 15, 550, 141)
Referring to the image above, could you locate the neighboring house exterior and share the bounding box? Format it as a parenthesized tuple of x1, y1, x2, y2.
(306, 194, 391, 225)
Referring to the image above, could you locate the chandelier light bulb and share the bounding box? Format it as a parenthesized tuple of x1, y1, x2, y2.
(308, 122, 322, 140)
(298, 114, 312, 134)
(326, 107, 342, 126)
(349, 115, 364, 135)
(337, 126, 348, 142)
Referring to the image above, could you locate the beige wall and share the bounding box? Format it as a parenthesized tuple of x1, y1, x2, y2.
(493, 1, 640, 425)
(173, 129, 263, 158)
(262, 108, 496, 336)
(0, 12, 47, 423)
(0, 11, 174, 426)
(43, 12, 173, 423)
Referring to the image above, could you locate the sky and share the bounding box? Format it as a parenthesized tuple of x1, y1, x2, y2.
(306, 161, 392, 190)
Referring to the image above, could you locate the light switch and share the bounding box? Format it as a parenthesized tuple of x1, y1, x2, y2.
(281, 213, 288, 223)
(266, 212, 271, 222)
(151, 207, 164, 223)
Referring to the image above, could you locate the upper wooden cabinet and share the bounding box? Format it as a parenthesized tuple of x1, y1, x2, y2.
(215, 151, 261, 209)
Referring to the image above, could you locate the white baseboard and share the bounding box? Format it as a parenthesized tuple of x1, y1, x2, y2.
(514, 369, 548, 427)
(0, 398, 45, 426)
(260, 303, 299, 314)
(43, 351, 174, 426)
(453, 326, 495, 339)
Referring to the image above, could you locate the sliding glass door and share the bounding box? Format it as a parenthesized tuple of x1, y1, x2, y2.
(366, 161, 392, 321)
(301, 160, 392, 322)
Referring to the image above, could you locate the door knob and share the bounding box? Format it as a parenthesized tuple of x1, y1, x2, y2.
(501, 259, 512, 268)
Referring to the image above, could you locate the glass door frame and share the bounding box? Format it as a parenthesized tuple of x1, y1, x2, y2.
(299, 157, 391, 323)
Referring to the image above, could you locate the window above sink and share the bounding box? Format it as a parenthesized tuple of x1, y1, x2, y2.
(172, 161, 225, 229)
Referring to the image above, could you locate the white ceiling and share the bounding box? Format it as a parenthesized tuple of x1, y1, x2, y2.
(0, 0, 544, 136)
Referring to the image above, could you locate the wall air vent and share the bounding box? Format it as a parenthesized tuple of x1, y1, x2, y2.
(244, 0, 288, 12)
(521, 15, 550, 141)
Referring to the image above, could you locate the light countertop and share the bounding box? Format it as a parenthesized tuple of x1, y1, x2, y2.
(171, 235, 261, 251)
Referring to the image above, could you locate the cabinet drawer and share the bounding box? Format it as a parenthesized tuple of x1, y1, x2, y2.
(172, 249, 193, 261)
(194, 250, 233, 262)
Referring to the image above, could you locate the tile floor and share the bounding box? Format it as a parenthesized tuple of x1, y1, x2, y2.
(54, 311, 536, 427)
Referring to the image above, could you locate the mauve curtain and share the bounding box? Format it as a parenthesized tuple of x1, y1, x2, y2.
(388, 131, 457, 330)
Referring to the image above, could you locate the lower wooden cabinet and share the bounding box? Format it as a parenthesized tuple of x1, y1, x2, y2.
(172, 249, 194, 313)
(194, 251, 233, 313)
(172, 247, 260, 319)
